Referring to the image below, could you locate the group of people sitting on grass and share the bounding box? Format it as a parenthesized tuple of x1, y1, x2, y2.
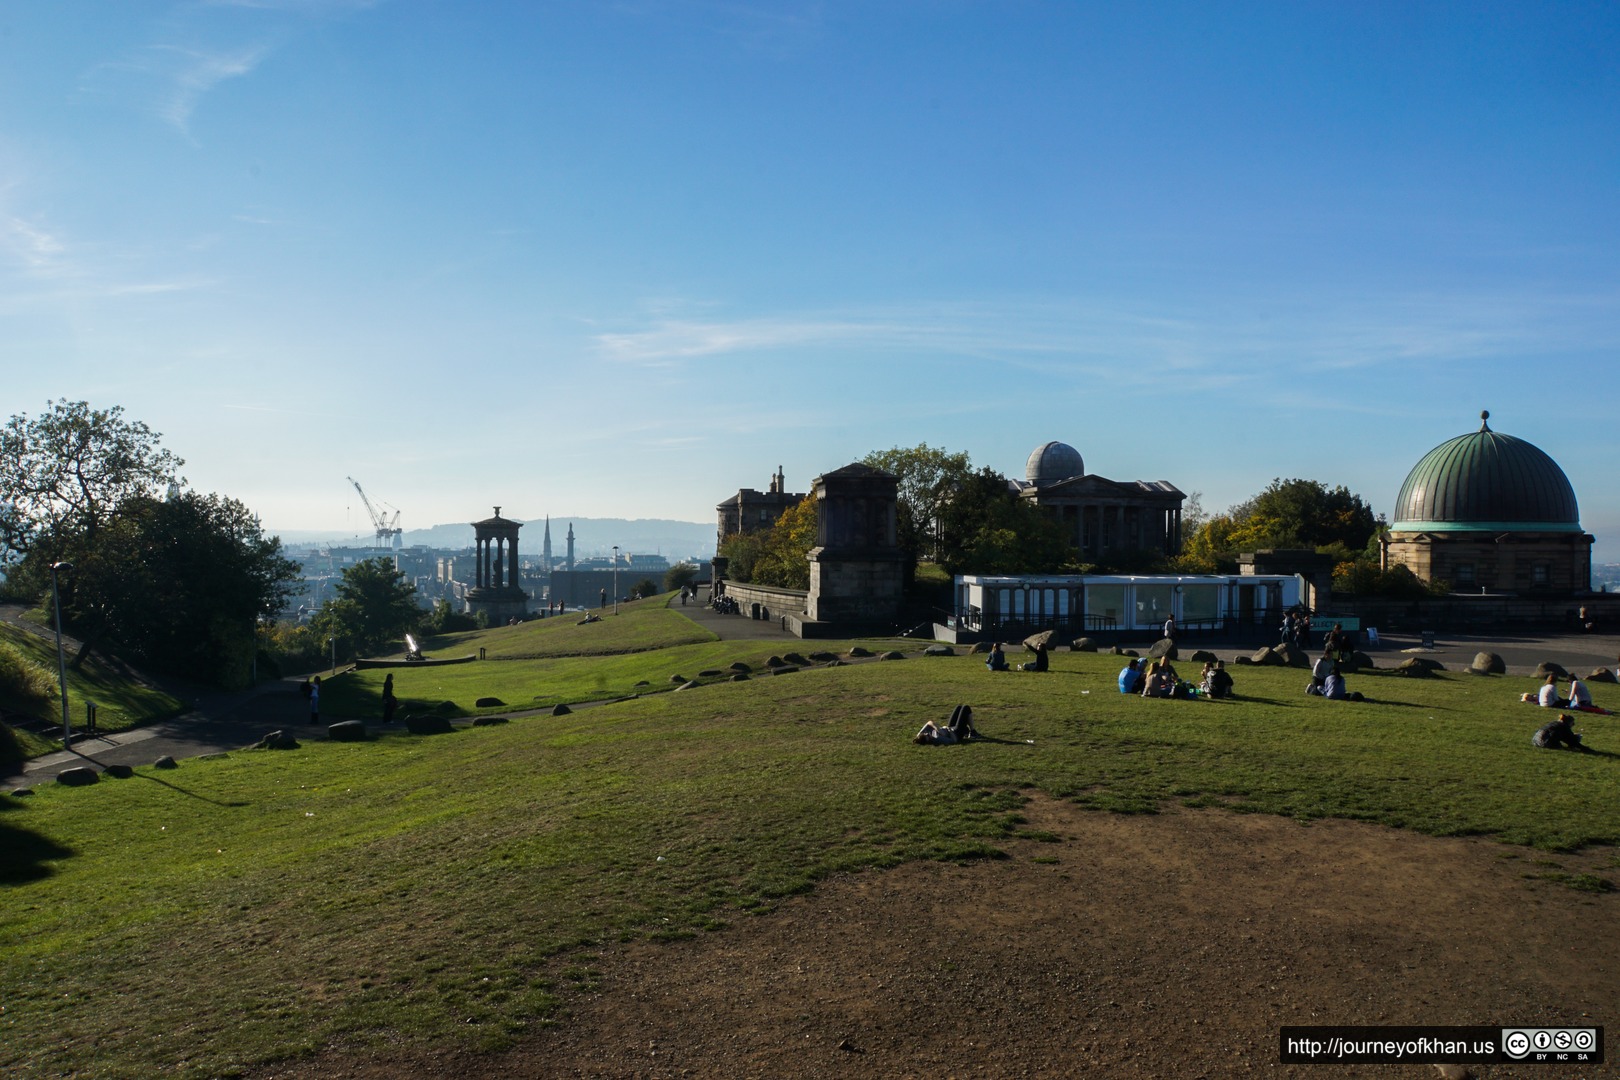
(1306, 649, 1366, 702)
(984, 639, 1051, 672)
(1522, 672, 1598, 710)
(1115, 657, 1233, 700)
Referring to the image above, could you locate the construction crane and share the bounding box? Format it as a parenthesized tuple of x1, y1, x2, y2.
(347, 476, 403, 549)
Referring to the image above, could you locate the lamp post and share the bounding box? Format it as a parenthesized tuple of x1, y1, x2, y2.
(50, 561, 72, 749)
(329, 636, 336, 675)
(612, 545, 620, 615)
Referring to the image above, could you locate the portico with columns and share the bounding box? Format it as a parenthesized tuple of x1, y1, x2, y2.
(465, 507, 529, 622)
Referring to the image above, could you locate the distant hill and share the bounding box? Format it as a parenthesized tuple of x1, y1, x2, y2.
(274, 518, 715, 562)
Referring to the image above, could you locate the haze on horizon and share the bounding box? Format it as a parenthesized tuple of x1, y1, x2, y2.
(5, 3, 1618, 560)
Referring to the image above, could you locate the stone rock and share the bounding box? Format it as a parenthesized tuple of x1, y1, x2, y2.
(56, 767, 99, 786)
(729, 661, 752, 673)
(475, 696, 505, 708)
(254, 729, 300, 750)
(1272, 643, 1308, 667)
(1023, 630, 1054, 650)
(969, 641, 994, 654)
(879, 650, 906, 661)
(1588, 667, 1618, 684)
(1533, 661, 1569, 679)
(1469, 651, 1506, 675)
(1349, 651, 1375, 671)
(550, 703, 572, 716)
(1402, 656, 1445, 672)
(668, 674, 687, 684)
(1234, 655, 1254, 665)
(698, 669, 725, 677)
(1071, 637, 1098, 652)
(471, 716, 509, 726)
(823, 659, 846, 667)
(773, 666, 800, 674)
(1148, 638, 1178, 660)
(1250, 647, 1283, 666)
(104, 764, 134, 779)
(435, 701, 459, 715)
(634, 680, 650, 687)
(9, 787, 33, 797)
(923, 645, 954, 656)
(1395, 657, 1441, 677)
(766, 656, 786, 668)
(848, 646, 874, 658)
(1109, 645, 1140, 657)
(675, 681, 699, 691)
(730, 673, 750, 681)
(406, 715, 455, 734)
(784, 652, 810, 666)
(328, 720, 368, 741)
(808, 652, 839, 663)
(1188, 649, 1219, 664)
(154, 755, 178, 769)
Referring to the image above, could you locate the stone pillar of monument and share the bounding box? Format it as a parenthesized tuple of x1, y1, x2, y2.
(805, 463, 904, 627)
(466, 507, 528, 622)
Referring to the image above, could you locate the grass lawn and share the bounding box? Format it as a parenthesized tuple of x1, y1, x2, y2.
(414, 594, 717, 660)
(3, 637, 1618, 1078)
(0, 622, 186, 760)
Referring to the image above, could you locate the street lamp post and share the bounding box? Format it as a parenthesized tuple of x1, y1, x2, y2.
(612, 545, 620, 615)
(329, 636, 336, 675)
(50, 561, 72, 749)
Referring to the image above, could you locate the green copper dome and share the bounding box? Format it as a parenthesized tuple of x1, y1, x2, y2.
(1390, 411, 1581, 533)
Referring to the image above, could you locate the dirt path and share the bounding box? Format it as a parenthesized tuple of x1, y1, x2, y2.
(276, 799, 1617, 1079)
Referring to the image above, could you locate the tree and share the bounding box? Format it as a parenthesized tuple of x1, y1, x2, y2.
(314, 558, 420, 657)
(37, 491, 298, 684)
(663, 562, 699, 592)
(750, 497, 817, 590)
(935, 467, 1072, 576)
(1228, 478, 1377, 551)
(717, 530, 767, 583)
(0, 400, 184, 564)
(861, 443, 972, 571)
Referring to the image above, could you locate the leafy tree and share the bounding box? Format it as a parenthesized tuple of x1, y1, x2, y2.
(717, 529, 767, 583)
(936, 467, 1071, 576)
(861, 443, 972, 571)
(313, 557, 420, 658)
(0, 400, 184, 564)
(1228, 478, 1377, 551)
(631, 578, 660, 599)
(750, 496, 818, 590)
(663, 562, 699, 592)
(31, 491, 298, 684)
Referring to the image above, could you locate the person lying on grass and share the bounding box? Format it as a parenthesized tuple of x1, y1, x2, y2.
(915, 704, 977, 745)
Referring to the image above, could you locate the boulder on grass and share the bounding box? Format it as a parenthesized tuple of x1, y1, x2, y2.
(56, 767, 99, 787)
(1395, 657, 1442, 677)
(1469, 651, 1506, 675)
(675, 681, 699, 691)
(104, 764, 134, 779)
(153, 755, 178, 770)
(1533, 661, 1569, 679)
(1188, 649, 1219, 664)
(668, 674, 688, 684)
(698, 669, 725, 678)
(328, 720, 368, 742)
(923, 645, 955, 657)
(848, 647, 874, 659)
(254, 729, 300, 750)
(879, 650, 906, 661)
(729, 661, 752, 673)
(550, 703, 572, 716)
(406, 715, 455, 735)
(730, 673, 750, 682)
(471, 716, 509, 727)
(773, 666, 800, 674)
(1110, 646, 1140, 657)
(475, 696, 505, 708)
(766, 656, 787, 668)
(1233, 655, 1255, 665)
(1071, 637, 1098, 652)
(1588, 667, 1618, 684)
(784, 653, 810, 666)
(1148, 638, 1178, 660)
(969, 642, 994, 654)
(1023, 630, 1054, 650)
(1250, 647, 1285, 666)
(1348, 651, 1375, 671)
(808, 652, 839, 663)
(1272, 643, 1308, 667)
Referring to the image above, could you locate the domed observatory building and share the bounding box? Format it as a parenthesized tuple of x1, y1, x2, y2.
(1380, 412, 1592, 594)
(1015, 440, 1185, 560)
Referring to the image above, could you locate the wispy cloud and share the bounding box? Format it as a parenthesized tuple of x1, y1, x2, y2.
(1, 216, 69, 275)
(153, 44, 268, 133)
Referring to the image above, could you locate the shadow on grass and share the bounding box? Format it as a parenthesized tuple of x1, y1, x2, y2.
(66, 751, 250, 808)
(0, 800, 74, 883)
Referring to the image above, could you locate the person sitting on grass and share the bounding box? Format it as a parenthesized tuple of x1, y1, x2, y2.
(985, 642, 1009, 672)
(1141, 659, 1175, 699)
(1567, 672, 1592, 709)
(1532, 713, 1594, 752)
(1118, 658, 1144, 694)
(1019, 640, 1050, 672)
(1308, 665, 1364, 702)
(1528, 673, 1567, 708)
(915, 704, 978, 745)
(1201, 660, 1233, 700)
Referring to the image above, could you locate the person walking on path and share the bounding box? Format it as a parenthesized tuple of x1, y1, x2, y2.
(309, 676, 321, 725)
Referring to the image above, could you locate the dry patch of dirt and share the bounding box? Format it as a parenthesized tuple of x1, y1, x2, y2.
(271, 800, 1617, 1079)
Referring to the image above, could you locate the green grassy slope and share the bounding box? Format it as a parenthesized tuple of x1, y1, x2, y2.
(2, 639, 1617, 1078)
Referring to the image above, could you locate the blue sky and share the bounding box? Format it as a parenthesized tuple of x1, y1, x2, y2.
(4, 1, 1619, 558)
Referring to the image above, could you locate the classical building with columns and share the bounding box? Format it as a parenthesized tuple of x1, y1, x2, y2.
(1013, 441, 1185, 561)
(464, 507, 529, 622)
